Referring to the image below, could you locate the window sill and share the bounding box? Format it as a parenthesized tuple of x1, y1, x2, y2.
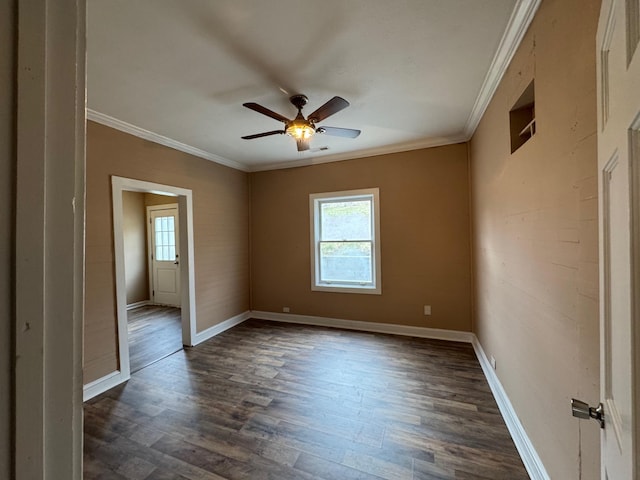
(312, 284, 381, 295)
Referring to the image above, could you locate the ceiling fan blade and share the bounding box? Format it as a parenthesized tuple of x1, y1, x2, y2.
(241, 130, 285, 140)
(308, 96, 350, 123)
(317, 126, 361, 138)
(243, 103, 290, 123)
(296, 139, 310, 152)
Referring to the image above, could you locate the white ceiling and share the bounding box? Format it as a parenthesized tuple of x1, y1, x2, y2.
(87, 0, 538, 172)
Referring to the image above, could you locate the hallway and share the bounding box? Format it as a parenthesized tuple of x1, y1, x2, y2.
(128, 305, 182, 373)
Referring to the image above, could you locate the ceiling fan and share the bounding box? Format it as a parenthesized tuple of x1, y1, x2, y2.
(241, 94, 361, 152)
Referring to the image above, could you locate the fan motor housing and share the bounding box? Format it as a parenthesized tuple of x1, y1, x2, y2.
(290, 94, 308, 110)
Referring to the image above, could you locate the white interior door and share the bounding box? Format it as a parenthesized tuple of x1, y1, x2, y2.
(596, 0, 640, 477)
(148, 204, 181, 307)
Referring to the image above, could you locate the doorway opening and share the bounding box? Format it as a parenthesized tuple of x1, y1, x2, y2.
(127, 304, 182, 373)
(123, 194, 183, 372)
(112, 176, 197, 379)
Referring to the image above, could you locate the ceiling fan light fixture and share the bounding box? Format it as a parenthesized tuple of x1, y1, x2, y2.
(286, 122, 315, 140)
(242, 95, 358, 150)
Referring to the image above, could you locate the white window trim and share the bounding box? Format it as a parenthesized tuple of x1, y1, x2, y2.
(309, 188, 382, 294)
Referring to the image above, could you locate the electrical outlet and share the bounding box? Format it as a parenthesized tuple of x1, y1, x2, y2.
(423, 305, 431, 315)
(490, 355, 497, 370)
(282, 306, 290, 313)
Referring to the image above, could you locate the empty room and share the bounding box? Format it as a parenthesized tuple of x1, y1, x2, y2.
(4, 0, 639, 479)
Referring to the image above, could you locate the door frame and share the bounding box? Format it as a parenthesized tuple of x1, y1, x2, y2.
(111, 176, 197, 380)
(15, 0, 85, 478)
(146, 203, 181, 306)
(630, 115, 640, 478)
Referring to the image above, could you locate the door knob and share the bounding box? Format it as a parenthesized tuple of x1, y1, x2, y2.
(571, 398, 605, 428)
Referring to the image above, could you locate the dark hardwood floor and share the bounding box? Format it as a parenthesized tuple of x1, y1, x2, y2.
(128, 305, 183, 373)
(85, 319, 529, 479)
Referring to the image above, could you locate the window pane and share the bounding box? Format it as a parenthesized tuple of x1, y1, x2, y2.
(319, 241, 372, 283)
(320, 200, 371, 241)
(154, 215, 177, 261)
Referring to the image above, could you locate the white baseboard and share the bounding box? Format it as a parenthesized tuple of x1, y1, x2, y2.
(250, 310, 475, 343)
(126, 300, 151, 311)
(84, 311, 251, 401)
(250, 310, 548, 479)
(83, 370, 129, 402)
(471, 336, 550, 480)
(192, 310, 251, 346)
(83, 307, 549, 480)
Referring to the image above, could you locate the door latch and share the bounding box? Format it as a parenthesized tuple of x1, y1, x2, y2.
(571, 398, 605, 428)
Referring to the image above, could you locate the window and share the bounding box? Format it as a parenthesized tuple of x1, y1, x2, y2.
(310, 188, 381, 294)
(154, 215, 176, 261)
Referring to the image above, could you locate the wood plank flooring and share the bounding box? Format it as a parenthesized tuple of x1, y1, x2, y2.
(85, 319, 529, 479)
(128, 305, 183, 373)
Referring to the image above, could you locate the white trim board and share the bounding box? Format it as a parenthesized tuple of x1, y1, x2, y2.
(250, 311, 474, 343)
(127, 300, 151, 311)
(81, 307, 549, 479)
(83, 310, 251, 401)
(87, 109, 248, 172)
(111, 176, 198, 387)
(15, 0, 86, 476)
(86, 0, 541, 174)
(192, 311, 251, 346)
(472, 337, 550, 480)
(463, 0, 542, 138)
(83, 370, 129, 402)
(251, 310, 549, 480)
(250, 134, 469, 172)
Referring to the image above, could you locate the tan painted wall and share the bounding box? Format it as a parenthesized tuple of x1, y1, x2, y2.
(85, 121, 250, 383)
(122, 191, 149, 305)
(251, 145, 472, 330)
(0, 0, 15, 476)
(470, 0, 601, 478)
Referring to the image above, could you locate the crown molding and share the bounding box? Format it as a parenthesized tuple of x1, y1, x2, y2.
(463, 0, 542, 139)
(87, 0, 541, 174)
(249, 133, 469, 172)
(86, 109, 249, 172)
